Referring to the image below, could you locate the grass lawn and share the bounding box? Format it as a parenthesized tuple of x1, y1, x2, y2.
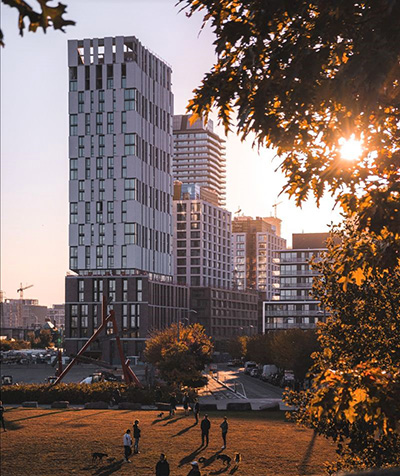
(1, 408, 336, 476)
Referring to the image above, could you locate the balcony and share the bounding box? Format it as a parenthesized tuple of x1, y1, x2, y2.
(276, 269, 320, 277)
(278, 282, 313, 289)
(264, 310, 322, 317)
(264, 322, 317, 330)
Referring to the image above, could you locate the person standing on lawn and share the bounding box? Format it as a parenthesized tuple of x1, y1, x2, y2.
(0, 401, 6, 432)
(123, 429, 132, 463)
(220, 416, 228, 449)
(169, 394, 177, 417)
(133, 419, 141, 453)
(200, 414, 211, 447)
(155, 453, 170, 476)
(182, 392, 189, 416)
(193, 399, 200, 424)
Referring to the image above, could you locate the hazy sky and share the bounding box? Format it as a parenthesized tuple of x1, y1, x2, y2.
(1, 0, 341, 305)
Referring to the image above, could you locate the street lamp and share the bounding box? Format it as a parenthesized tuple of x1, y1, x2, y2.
(177, 309, 197, 341)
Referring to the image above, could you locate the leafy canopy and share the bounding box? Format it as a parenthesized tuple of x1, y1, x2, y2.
(179, 0, 400, 264)
(1, 0, 75, 46)
(285, 223, 400, 472)
(144, 323, 213, 388)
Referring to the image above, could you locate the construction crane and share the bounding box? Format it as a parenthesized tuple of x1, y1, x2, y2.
(17, 283, 34, 299)
(272, 201, 283, 218)
(16, 283, 34, 328)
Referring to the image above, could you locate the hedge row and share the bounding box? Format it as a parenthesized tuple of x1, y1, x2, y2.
(0, 382, 159, 405)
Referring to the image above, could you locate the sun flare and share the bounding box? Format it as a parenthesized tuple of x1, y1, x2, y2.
(339, 135, 363, 161)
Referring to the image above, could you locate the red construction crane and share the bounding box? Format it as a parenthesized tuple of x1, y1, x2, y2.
(16, 283, 34, 327)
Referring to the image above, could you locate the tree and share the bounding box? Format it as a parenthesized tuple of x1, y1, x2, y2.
(285, 223, 400, 472)
(179, 0, 400, 270)
(144, 323, 213, 388)
(1, 0, 75, 46)
(226, 335, 248, 360)
(28, 329, 52, 349)
(269, 329, 319, 382)
(246, 333, 273, 365)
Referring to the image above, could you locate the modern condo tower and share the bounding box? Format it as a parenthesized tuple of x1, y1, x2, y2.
(173, 115, 226, 206)
(66, 36, 188, 361)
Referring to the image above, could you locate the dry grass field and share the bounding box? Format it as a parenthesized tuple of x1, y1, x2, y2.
(1, 408, 336, 476)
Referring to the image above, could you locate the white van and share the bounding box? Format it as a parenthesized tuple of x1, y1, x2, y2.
(261, 364, 278, 381)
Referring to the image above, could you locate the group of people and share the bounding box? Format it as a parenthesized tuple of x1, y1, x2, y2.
(122, 409, 229, 475)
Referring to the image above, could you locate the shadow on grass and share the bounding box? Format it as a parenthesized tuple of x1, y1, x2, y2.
(8, 409, 69, 423)
(55, 410, 107, 425)
(179, 445, 204, 467)
(82, 459, 124, 476)
(229, 465, 239, 475)
(200, 449, 223, 468)
(172, 422, 197, 437)
(152, 416, 169, 425)
(163, 415, 186, 426)
(210, 468, 229, 475)
(3, 420, 22, 431)
(298, 430, 317, 475)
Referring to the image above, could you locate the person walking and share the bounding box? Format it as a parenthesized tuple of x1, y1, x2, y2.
(193, 399, 200, 424)
(169, 394, 177, 417)
(155, 453, 170, 476)
(133, 420, 141, 454)
(0, 401, 6, 432)
(182, 392, 189, 416)
(123, 429, 132, 463)
(200, 414, 211, 447)
(220, 416, 228, 449)
(187, 461, 201, 476)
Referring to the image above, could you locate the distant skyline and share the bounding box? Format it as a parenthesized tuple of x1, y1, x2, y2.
(1, 0, 340, 305)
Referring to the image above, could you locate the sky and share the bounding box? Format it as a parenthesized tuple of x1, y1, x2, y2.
(1, 0, 341, 306)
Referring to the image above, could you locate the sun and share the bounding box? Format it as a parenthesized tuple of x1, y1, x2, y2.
(339, 134, 363, 161)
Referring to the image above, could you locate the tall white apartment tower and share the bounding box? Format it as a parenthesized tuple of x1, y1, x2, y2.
(68, 36, 173, 276)
(173, 115, 226, 206)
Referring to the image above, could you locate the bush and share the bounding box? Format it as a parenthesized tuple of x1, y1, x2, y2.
(1, 382, 157, 405)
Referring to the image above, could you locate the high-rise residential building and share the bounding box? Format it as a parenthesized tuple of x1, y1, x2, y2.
(262, 233, 329, 331)
(173, 182, 232, 288)
(66, 36, 188, 361)
(173, 115, 226, 206)
(232, 216, 286, 300)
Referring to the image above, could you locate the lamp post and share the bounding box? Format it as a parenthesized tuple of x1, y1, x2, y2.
(177, 309, 197, 341)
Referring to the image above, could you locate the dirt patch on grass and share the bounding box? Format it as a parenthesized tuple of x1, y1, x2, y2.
(1, 408, 335, 475)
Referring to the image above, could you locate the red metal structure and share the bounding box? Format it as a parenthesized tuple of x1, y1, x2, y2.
(52, 297, 141, 387)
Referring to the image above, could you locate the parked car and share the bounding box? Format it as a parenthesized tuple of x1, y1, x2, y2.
(250, 368, 261, 378)
(227, 360, 241, 367)
(244, 361, 257, 374)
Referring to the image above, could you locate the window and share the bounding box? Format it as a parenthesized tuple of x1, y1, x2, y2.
(81, 305, 88, 331)
(121, 64, 126, 88)
(124, 88, 137, 110)
(99, 223, 105, 244)
(85, 202, 91, 223)
(99, 179, 105, 200)
(85, 246, 90, 268)
(98, 135, 105, 156)
(124, 178, 137, 200)
(113, 134, 116, 155)
(78, 280, 84, 302)
(96, 113, 103, 134)
(96, 201, 103, 223)
(85, 158, 90, 179)
(121, 111, 127, 133)
(78, 136, 84, 157)
(107, 201, 114, 222)
(107, 64, 113, 89)
(70, 246, 78, 269)
(96, 65, 103, 89)
(122, 304, 128, 329)
(90, 135, 94, 156)
(70, 304, 78, 330)
(78, 180, 85, 201)
(107, 112, 114, 133)
(121, 201, 127, 221)
(125, 223, 137, 244)
(121, 156, 127, 178)
(107, 156, 114, 178)
(70, 114, 78, 136)
(130, 304, 140, 328)
(107, 246, 114, 268)
(96, 246, 103, 267)
(78, 92, 84, 113)
(70, 159, 78, 180)
(124, 133, 137, 155)
(121, 245, 127, 268)
(69, 67, 77, 91)
(177, 203, 186, 213)
(98, 90, 105, 112)
(85, 113, 90, 135)
(113, 89, 116, 111)
(70, 202, 78, 223)
(96, 157, 103, 178)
